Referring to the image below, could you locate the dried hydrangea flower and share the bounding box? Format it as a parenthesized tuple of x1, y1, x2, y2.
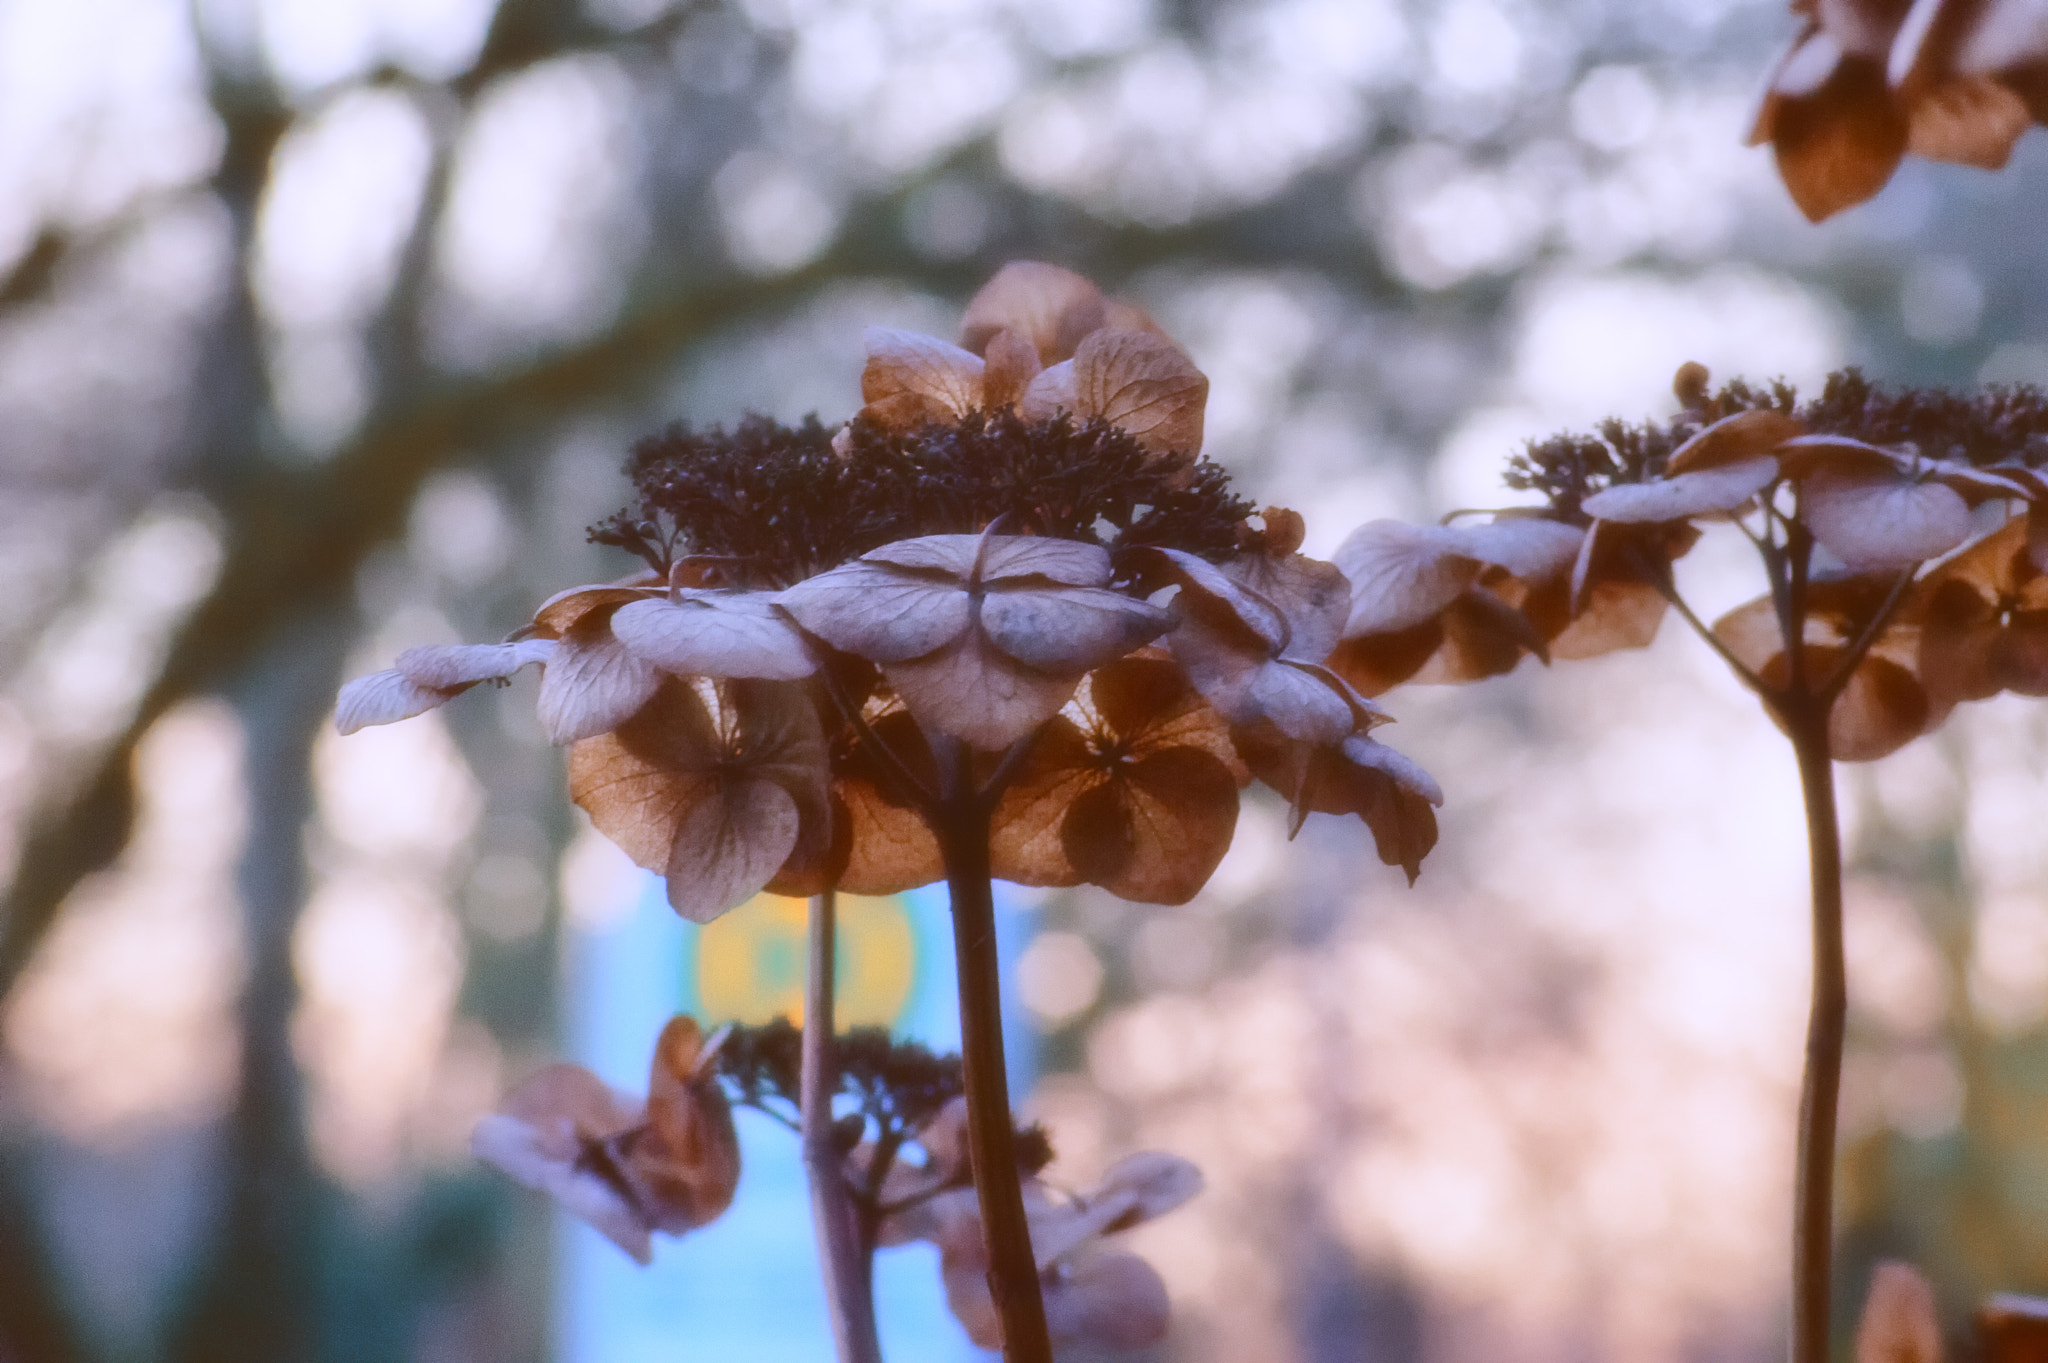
(780, 532, 1173, 751)
(470, 1016, 740, 1265)
(1913, 515, 2048, 707)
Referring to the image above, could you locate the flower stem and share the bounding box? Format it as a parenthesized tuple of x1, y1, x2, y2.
(933, 744, 1052, 1363)
(1785, 704, 1847, 1363)
(802, 891, 884, 1363)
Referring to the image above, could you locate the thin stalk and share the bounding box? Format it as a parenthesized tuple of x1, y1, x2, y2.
(801, 891, 884, 1363)
(932, 743, 1052, 1363)
(1786, 706, 1848, 1363)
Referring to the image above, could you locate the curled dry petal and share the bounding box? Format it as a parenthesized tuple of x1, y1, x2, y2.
(1662, 408, 1805, 473)
(859, 327, 986, 429)
(1026, 329, 1208, 456)
(336, 639, 554, 735)
(1232, 721, 1441, 881)
(1854, 1261, 1942, 1363)
(991, 655, 1245, 904)
(1800, 467, 1973, 570)
(610, 591, 816, 680)
(958, 260, 1107, 365)
(781, 534, 1172, 750)
(1580, 457, 1780, 523)
(567, 679, 828, 922)
(980, 327, 1042, 410)
(469, 1017, 739, 1265)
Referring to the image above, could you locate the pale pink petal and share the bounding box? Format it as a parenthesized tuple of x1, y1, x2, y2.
(977, 535, 1115, 587)
(336, 670, 453, 735)
(884, 631, 1081, 750)
(1904, 74, 2030, 167)
(1334, 521, 1480, 636)
(536, 617, 665, 744)
(1853, 1260, 1941, 1363)
(777, 561, 972, 662)
(1580, 457, 1778, 523)
(1246, 662, 1356, 743)
(1802, 470, 1972, 569)
(1047, 1251, 1171, 1351)
(1440, 517, 1584, 581)
(979, 587, 1172, 672)
(1093, 1151, 1204, 1225)
(394, 639, 555, 688)
(610, 595, 816, 680)
(1229, 551, 1351, 662)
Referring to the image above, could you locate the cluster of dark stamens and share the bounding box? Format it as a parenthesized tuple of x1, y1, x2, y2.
(590, 410, 1254, 586)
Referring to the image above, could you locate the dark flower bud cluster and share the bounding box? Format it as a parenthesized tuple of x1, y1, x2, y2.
(591, 408, 1253, 588)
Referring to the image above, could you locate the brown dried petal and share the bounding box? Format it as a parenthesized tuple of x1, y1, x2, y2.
(634, 1017, 742, 1233)
(860, 327, 985, 426)
(1334, 520, 1481, 636)
(610, 593, 816, 680)
(980, 327, 1042, 410)
(1580, 457, 1779, 523)
(1060, 747, 1238, 903)
(1663, 408, 1806, 473)
(530, 584, 659, 638)
(1855, 1261, 1942, 1363)
(1760, 31, 1910, 220)
(1068, 328, 1208, 455)
(1546, 580, 1670, 661)
(537, 606, 665, 744)
(958, 261, 1107, 365)
(1802, 469, 1972, 570)
(1906, 73, 2032, 163)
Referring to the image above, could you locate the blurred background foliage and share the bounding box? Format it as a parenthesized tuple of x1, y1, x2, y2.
(3, 0, 2048, 1359)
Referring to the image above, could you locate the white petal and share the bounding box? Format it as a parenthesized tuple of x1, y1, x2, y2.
(778, 561, 971, 662)
(1579, 458, 1778, 523)
(978, 587, 1172, 673)
(1018, 360, 1078, 422)
(536, 623, 665, 744)
(1333, 520, 1477, 636)
(611, 595, 815, 680)
(1802, 470, 1972, 570)
(395, 639, 555, 688)
(1440, 518, 1584, 581)
(335, 670, 454, 735)
(1341, 734, 1446, 806)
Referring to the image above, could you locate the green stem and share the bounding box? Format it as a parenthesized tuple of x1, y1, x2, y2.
(801, 891, 884, 1363)
(932, 744, 1052, 1363)
(1786, 705, 1847, 1363)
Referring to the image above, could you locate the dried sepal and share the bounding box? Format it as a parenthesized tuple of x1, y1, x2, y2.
(1232, 720, 1442, 882)
(470, 1016, 739, 1265)
(1714, 587, 1940, 761)
(1334, 520, 1482, 636)
(1913, 516, 2048, 705)
(1663, 408, 1806, 473)
(958, 261, 1108, 366)
(992, 655, 1246, 904)
(1581, 457, 1780, 522)
(567, 678, 829, 922)
(1854, 1260, 1942, 1363)
(1798, 465, 1973, 570)
(1753, 23, 1911, 221)
(859, 326, 987, 429)
(1024, 329, 1209, 456)
(609, 590, 816, 680)
(335, 639, 554, 735)
(780, 533, 1172, 750)
(829, 709, 946, 896)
